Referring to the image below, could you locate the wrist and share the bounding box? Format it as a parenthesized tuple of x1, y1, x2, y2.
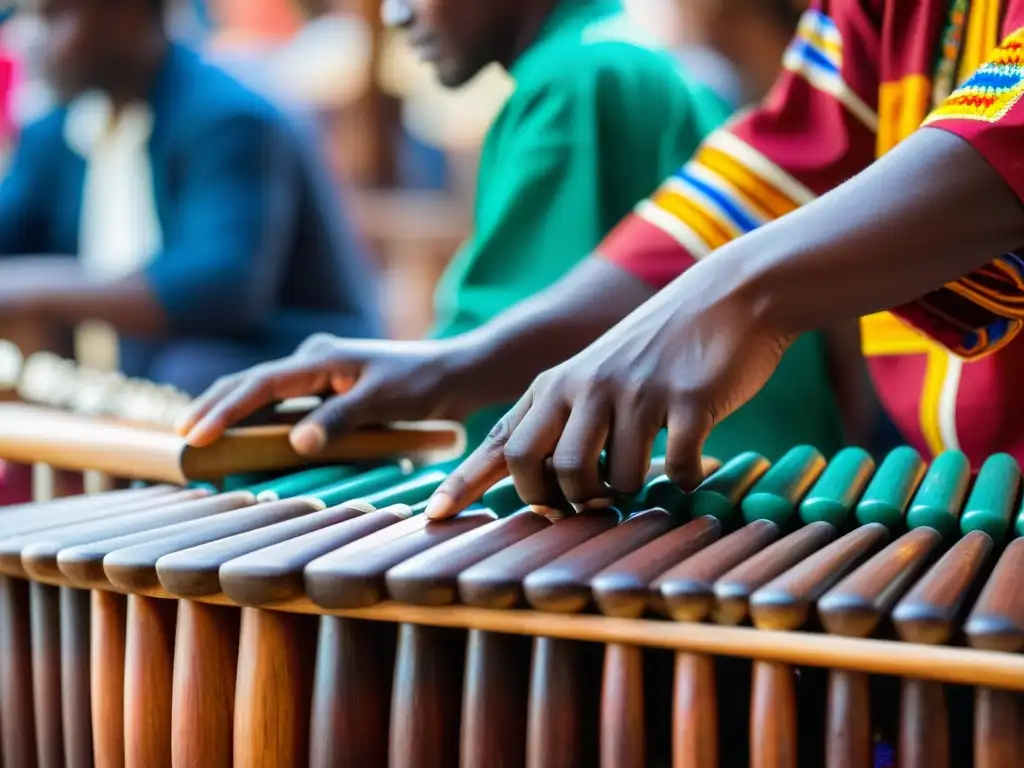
(433, 334, 495, 413)
(703, 232, 814, 339)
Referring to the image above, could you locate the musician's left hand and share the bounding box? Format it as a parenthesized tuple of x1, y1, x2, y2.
(425, 259, 793, 520)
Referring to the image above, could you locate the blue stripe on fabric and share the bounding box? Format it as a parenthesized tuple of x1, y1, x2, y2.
(673, 169, 762, 233)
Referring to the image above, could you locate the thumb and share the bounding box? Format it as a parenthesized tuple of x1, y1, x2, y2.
(289, 373, 386, 455)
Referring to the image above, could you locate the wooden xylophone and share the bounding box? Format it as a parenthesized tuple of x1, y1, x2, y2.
(2, 410, 1024, 768)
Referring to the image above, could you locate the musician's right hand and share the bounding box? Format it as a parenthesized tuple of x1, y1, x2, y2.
(176, 333, 480, 453)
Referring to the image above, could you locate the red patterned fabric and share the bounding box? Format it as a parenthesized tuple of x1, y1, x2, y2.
(595, 0, 1024, 465)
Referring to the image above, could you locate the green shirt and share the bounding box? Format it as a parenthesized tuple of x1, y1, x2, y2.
(431, 0, 731, 448)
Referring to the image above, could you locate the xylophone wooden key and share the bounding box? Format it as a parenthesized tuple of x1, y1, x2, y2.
(385, 510, 551, 768)
(748, 523, 889, 768)
(817, 527, 943, 767)
(965, 537, 1024, 767)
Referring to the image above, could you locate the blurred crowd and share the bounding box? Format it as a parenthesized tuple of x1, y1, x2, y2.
(0, 0, 805, 281)
(0, 0, 838, 503)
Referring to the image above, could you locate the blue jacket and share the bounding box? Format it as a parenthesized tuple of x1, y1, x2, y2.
(0, 43, 382, 360)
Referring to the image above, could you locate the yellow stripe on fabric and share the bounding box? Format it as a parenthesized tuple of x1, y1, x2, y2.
(920, 350, 952, 458)
(651, 190, 735, 252)
(958, 0, 1001, 84)
(696, 147, 799, 220)
(798, 27, 843, 66)
(860, 311, 942, 356)
(876, 74, 932, 155)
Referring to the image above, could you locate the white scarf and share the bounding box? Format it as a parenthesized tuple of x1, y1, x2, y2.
(64, 91, 163, 370)
(64, 90, 162, 280)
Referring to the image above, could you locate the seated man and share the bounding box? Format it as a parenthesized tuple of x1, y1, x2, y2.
(177, 0, 859, 466)
(0, 0, 381, 396)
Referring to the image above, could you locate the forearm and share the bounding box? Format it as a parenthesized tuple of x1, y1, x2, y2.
(449, 257, 655, 407)
(713, 128, 1024, 335)
(29, 265, 170, 337)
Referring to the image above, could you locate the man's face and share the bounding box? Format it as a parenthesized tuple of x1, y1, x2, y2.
(382, 0, 507, 88)
(39, 0, 121, 98)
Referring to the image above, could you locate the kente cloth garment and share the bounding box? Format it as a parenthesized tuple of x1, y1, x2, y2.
(599, 0, 1024, 466)
(429, 0, 846, 461)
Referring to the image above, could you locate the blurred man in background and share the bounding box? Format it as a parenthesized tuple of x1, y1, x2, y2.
(180, 0, 858, 470)
(0, 0, 381, 395)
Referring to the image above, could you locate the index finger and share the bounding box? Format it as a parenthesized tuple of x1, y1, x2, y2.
(424, 394, 533, 520)
(174, 374, 244, 438)
(182, 359, 335, 447)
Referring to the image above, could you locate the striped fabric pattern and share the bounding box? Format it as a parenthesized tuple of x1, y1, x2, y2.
(927, 28, 1024, 123)
(921, 26, 1024, 358)
(634, 132, 813, 259)
(782, 10, 878, 130)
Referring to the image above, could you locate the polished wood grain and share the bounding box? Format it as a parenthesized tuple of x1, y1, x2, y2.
(0, 576, 37, 766)
(672, 652, 717, 768)
(825, 669, 870, 768)
(61, 587, 92, 768)
(233, 608, 317, 768)
(55, 492, 259, 587)
(0, 487, 192, 575)
(526, 637, 599, 768)
(656, 519, 781, 622)
(156, 502, 372, 598)
(458, 509, 621, 609)
(592, 516, 722, 620)
(524, 509, 677, 614)
(305, 510, 498, 609)
(385, 511, 551, 606)
(6, 434, 1024, 768)
(124, 595, 176, 767)
(601, 644, 646, 768)
(0, 482, 173, 516)
(974, 688, 1023, 768)
(103, 499, 323, 592)
(91, 590, 126, 768)
(893, 531, 994, 645)
(818, 527, 943, 638)
(749, 523, 889, 631)
(713, 521, 836, 626)
(219, 507, 410, 607)
(309, 617, 397, 768)
(460, 629, 532, 768)
(171, 601, 239, 768)
(390, 624, 466, 768)
(965, 538, 1024, 653)
(0, 403, 463, 482)
(963, 538, 1024, 767)
(745, 523, 886, 768)
(900, 677, 949, 768)
(20, 489, 235, 581)
(31, 581, 65, 768)
(751, 661, 797, 768)
(817, 528, 941, 767)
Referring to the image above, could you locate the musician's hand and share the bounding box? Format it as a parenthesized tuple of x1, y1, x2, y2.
(425, 263, 793, 519)
(177, 334, 479, 453)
